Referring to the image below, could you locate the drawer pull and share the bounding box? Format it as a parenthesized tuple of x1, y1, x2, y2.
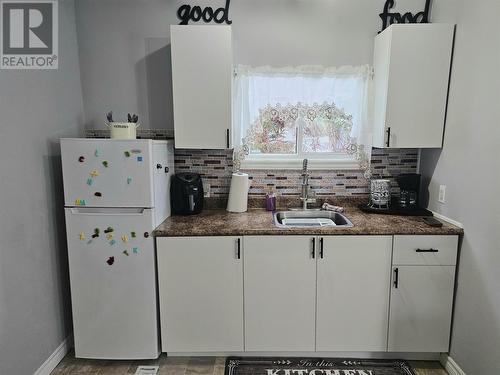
(319, 237, 324, 259)
(311, 238, 316, 259)
(415, 248, 439, 253)
(236, 238, 241, 259)
(393, 268, 399, 289)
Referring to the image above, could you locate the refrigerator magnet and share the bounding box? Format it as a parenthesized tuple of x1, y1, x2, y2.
(79, 232, 85, 241)
(106, 233, 114, 240)
(104, 227, 114, 233)
(102, 161, 109, 167)
(131, 231, 136, 238)
(121, 235, 129, 243)
(75, 199, 86, 206)
(127, 177, 132, 185)
(123, 250, 129, 256)
(87, 178, 93, 186)
(144, 232, 150, 238)
(106, 256, 114, 266)
(124, 151, 131, 157)
(90, 170, 99, 178)
(109, 239, 116, 245)
(132, 247, 139, 254)
(94, 192, 102, 197)
(94, 149, 100, 157)
(78, 156, 85, 162)
(136, 156, 143, 162)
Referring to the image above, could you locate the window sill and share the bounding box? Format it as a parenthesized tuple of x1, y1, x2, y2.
(240, 157, 360, 170)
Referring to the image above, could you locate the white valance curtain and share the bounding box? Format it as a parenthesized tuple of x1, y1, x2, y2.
(233, 64, 374, 177)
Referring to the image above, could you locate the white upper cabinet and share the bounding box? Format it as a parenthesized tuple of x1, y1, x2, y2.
(170, 25, 232, 149)
(373, 24, 455, 148)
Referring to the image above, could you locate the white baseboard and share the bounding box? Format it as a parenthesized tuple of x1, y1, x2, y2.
(33, 335, 73, 375)
(440, 353, 466, 375)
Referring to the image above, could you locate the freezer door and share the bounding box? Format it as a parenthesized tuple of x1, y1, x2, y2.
(65, 207, 159, 359)
(61, 139, 154, 207)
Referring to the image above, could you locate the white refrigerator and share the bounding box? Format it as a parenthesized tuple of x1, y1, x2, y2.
(61, 138, 174, 359)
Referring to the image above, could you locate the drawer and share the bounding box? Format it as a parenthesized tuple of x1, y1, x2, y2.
(393, 235, 459, 266)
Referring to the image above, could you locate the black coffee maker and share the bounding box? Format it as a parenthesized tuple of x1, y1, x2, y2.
(396, 173, 421, 210)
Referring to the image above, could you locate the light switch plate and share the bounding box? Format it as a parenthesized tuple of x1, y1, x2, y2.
(438, 185, 446, 203)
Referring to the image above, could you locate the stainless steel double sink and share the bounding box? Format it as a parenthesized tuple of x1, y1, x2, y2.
(273, 210, 354, 228)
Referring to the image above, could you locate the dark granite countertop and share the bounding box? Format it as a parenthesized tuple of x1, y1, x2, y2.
(153, 206, 463, 237)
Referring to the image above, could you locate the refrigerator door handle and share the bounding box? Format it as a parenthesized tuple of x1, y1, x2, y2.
(69, 208, 146, 216)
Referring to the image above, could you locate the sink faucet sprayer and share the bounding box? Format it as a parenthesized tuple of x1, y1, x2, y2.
(300, 159, 316, 210)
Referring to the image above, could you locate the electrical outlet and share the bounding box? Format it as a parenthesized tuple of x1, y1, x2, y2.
(203, 183, 211, 198)
(438, 185, 446, 204)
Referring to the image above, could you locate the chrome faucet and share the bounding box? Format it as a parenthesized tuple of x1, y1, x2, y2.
(299, 159, 316, 210)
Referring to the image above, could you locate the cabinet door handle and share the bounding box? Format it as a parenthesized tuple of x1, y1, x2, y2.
(393, 267, 399, 289)
(319, 237, 324, 259)
(236, 238, 241, 259)
(386, 126, 391, 147)
(416, 248, 439, 252)
(226, 129, 230, 148)
(311, 238, 316, 259)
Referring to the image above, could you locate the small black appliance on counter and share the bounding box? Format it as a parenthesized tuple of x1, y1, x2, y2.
(170, 173, 204, 215)
(360, 173, 432, 216)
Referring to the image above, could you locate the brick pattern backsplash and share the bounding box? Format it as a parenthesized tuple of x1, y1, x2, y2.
(175, 148, 419, 198)
(84, 129, 418, 198)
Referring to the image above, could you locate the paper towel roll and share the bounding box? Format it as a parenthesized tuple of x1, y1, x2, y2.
(227, 172, 250, 213)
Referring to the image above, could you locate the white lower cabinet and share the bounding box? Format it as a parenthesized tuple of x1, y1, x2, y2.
(316, 236, 392, 351)
(388, 235, 458, 352)
(157, 234, 459, 354)
(156, 236, 243, 352)
(388, 265, 455, 352)
(244, 236, 316, 351)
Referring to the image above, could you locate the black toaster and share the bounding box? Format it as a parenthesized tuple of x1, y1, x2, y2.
(170, 173, 204, 215)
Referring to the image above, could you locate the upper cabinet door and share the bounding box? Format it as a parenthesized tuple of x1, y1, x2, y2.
(316, 236, 392, 352)
(171, 25, 232, 149)
(373, 24, 455, 148)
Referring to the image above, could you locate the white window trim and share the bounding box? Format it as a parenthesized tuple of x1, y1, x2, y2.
(241, 154, 360, 170)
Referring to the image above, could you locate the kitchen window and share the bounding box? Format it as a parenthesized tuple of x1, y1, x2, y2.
(233, 65, 373, 173)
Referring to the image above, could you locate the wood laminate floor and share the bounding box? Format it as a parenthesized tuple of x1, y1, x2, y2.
(50, 353, 448, 375)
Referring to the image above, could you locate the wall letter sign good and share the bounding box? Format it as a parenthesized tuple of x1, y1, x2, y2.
(177, 0, 232, 25)
(379, 0, 431, 32)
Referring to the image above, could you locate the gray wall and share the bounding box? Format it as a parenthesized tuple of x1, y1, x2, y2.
(75, 0, 456, 130)
(0, 1, 84, 374)
(419, 0, 500, 374)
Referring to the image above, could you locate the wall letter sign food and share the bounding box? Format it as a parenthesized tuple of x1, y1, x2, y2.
(379, 0, 431, 32)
